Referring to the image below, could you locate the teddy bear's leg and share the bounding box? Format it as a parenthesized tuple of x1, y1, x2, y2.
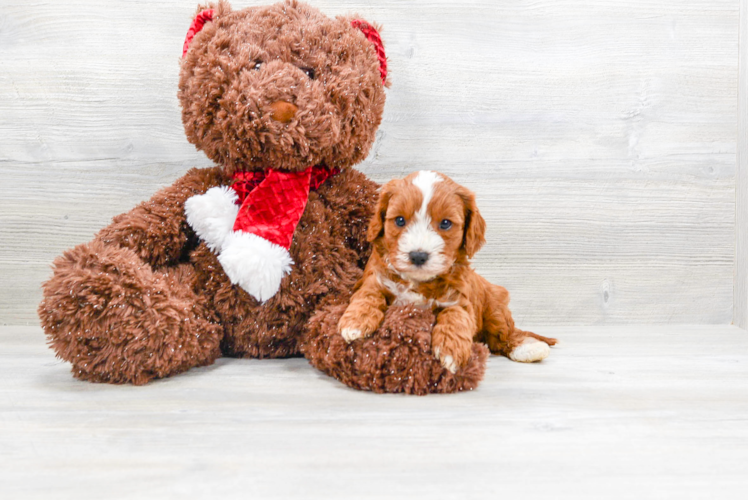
(304, 304, 489, 395)
(38, 239, 223, 384)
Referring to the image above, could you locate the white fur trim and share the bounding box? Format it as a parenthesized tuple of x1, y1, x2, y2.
(185, 186, 239, 252)
(218, 231, 294, 303)
(509, 338, 551, 363)
(185, 186, 294, 302)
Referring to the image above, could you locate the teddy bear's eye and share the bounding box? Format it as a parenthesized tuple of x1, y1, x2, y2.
(253, 61, 263, 70)
(301, 67, 316, 79)
(439, 219, 453, 230)
(395, 216, 406, 227)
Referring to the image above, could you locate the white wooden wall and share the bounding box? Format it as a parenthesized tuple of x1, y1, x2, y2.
(0, 0, 739, 325)
(736, 0, 748, 330)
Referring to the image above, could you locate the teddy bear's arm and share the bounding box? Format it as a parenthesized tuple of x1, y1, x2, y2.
(319, 168, 380, 266)
(96, 166, 228, 267)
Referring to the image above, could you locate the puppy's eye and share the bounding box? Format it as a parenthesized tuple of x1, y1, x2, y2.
(301, 67, 316, 79)
(253, 61, 263, 70)
(394, 216, 406, 227)
(439, 219, 453, 230)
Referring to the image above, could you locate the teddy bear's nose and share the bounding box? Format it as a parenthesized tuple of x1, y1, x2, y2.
(269, 101, 298, 123)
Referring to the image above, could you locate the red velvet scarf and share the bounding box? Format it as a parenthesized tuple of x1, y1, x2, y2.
(230, 166, 339, 249)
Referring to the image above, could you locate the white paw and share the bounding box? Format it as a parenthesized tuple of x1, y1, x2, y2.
(185, 186, 239, 252)
(340, 327, 363, 343)
(218, 232, 293, 303)
(434, 347, 458, 374)
(509, 338, 550, 363)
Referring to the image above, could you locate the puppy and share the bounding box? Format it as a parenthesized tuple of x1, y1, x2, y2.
(338, 171, 556, 372)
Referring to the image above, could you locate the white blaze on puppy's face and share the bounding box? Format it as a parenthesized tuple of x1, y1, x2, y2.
(394, 171, 448, 281)
(378, 170, 471, 283)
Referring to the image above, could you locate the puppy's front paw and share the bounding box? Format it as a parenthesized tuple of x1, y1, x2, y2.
(432, 326, 473, 374)
(340, 327, 364, 343)
(337, 305, 384, 343)
(433, 347, 459, 373)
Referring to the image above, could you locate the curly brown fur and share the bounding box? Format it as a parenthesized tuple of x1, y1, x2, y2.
(97, 166, 229, 267)
(304, 304, 488, 395)
(179, 0, 387, 175)
(39, 167, 228, 384)
(38, 240, 224, 385)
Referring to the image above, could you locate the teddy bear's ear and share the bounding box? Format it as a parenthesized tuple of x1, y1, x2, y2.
(182, 1, 232, 57)
(349, 19, 388, 85)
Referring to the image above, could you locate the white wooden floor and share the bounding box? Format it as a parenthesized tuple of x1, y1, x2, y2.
(2, 325, 747, 499)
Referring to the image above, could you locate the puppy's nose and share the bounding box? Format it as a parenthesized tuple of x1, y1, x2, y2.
(269, 100, 298, 123)
(409, 251, 430, 267)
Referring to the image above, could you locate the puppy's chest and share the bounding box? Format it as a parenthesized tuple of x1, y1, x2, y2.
(378, 274, 459, 309)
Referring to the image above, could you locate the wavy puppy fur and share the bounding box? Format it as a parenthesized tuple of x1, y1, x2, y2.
(339, 171, 557, 373)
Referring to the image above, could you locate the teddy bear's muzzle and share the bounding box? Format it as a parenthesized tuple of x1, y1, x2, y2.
(269, 101, 298, 123)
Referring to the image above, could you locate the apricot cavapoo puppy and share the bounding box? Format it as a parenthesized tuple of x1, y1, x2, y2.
(338, 171, 557, 372)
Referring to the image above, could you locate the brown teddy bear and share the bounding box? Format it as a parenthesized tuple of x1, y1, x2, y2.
(38, 0, 487, 394)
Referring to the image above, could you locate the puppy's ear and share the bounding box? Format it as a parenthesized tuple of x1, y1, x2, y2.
(457, 186, 486, 258)
(367, 180, 399, 242)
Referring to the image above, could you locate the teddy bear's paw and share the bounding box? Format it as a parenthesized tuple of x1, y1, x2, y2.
(218, 231, 294, 303)
(185, 186, 239, 252)
(508, 337, 551, 363)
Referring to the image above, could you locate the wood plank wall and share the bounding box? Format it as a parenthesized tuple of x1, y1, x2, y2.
(0, 0, 738, 325)
(736, 0, 747, 330)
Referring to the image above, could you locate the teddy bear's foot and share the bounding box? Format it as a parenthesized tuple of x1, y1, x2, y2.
(303, 304, 488, 395)
(38, 239, 223, 384)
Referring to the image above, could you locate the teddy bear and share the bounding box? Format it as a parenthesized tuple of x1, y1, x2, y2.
(38, 0, 488, 394)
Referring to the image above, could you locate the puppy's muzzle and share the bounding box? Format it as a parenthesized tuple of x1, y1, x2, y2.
(408, 251, 429, 267)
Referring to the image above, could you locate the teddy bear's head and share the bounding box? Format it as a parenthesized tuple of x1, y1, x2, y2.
(179, 0, 388, 174)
